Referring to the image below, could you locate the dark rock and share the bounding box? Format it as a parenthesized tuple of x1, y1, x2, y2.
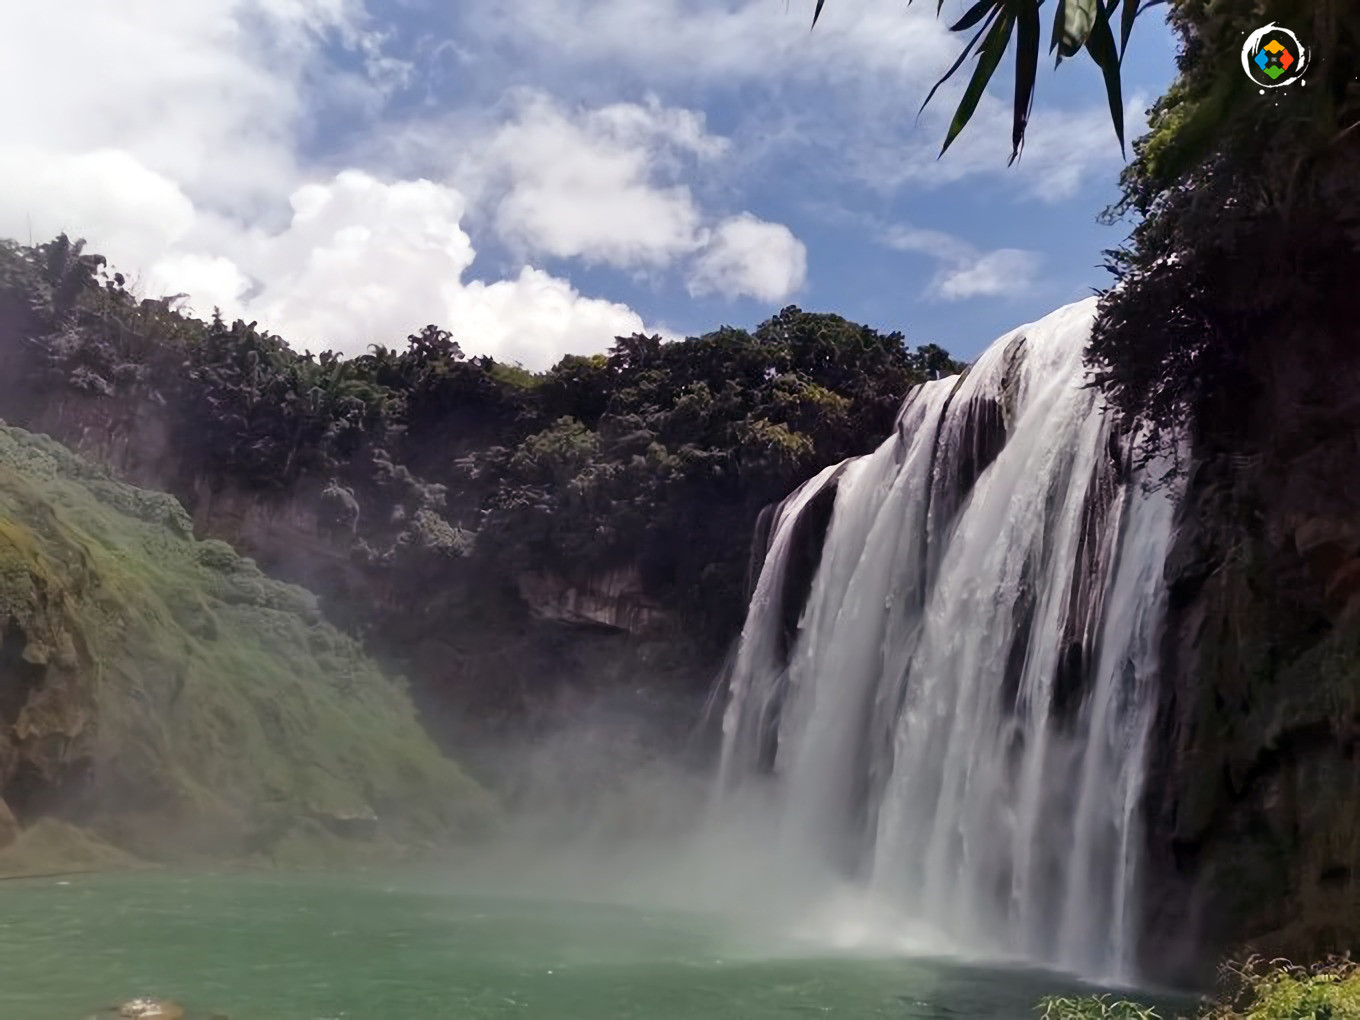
(516, 565, 668, 634)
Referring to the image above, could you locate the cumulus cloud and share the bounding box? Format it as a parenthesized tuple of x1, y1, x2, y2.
(451, 0, 1138, 200)
(689, 215, 808, 302)
(467, 93, 720, 269)
(459, 0, 958, 91)
(884, 225, 1042, 301)
(453, 92, 805, 301)
(0, 148, 197, 267)
(934, 250, 1044, 300)
(0, 0, 1148, 372)
(0, 0, 818, 369)
(0, 0, 341, 216)
(0, 0, 682, 369)
(134, 170, 650, 369)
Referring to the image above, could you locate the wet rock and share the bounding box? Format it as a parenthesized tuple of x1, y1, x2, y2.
(0, 798, 16, 849)
(314, 807, 379, 839)
(104, 999, 184, 1020)
(1294, 516, 1360, 567)
(517, 565, 668, 634)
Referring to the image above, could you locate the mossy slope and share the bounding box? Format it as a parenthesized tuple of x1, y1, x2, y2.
(0, 423, 491, 865)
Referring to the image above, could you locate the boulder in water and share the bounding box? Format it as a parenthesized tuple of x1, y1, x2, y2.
(95, 999, 185, 1020)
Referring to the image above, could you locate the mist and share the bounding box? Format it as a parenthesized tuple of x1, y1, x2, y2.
(432, 681, 967, 969)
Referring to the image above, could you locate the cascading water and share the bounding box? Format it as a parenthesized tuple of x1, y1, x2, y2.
(715, 298, 1178, 982)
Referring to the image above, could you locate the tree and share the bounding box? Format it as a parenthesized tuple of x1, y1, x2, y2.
(1085, 0, 1360, 457)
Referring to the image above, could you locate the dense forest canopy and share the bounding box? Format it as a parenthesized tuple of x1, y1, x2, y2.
(0, 234, 962, 656)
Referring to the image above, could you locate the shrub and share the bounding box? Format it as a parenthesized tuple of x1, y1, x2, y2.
(1035, 957, 1360, 1020)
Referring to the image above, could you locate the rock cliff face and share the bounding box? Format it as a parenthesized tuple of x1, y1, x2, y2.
(1139, 335, 1360, 981)
(516, 566, 667, 634)
(0, 423, 491, 868)
(0, 387, 708, 749)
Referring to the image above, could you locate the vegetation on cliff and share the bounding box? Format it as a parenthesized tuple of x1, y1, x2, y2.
(0, 423, 490, 869)
(1088, 0, 1360, 460)
(0, 235, 960, 725)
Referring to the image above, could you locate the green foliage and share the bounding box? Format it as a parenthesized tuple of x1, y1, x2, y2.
(1087, 0, 1360, 460)
(459, 307, 959, 635)
(0, 424, 494, 860)
(1201, 957, 1360, 1019)
(1037, 994, 1160, 1020)
(810, 0, 1152, 159)
(1035, 959, 1360, 1020)
(0, 234, 960, 670)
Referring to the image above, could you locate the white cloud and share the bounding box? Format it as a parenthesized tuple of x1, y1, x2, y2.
(467, 93, 720, 269)
(0, 1, 354, 217)
(459, 0, 958, 90)
(0, 0, 1154, 374)
(690, 214, 808, 302)
(138, 170, 652, 369)
(935, 249, 1044, 300)
(0, 0, 690, 370)
(884, 225, 1042, 301)
(0, 148, 196, 267)
(446, 267, 654, 369)
(451, 0, 1137, 200)
(447, 92, 806, 301)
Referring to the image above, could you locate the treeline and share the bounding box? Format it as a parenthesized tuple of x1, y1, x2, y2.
(0, 234, 960, 651)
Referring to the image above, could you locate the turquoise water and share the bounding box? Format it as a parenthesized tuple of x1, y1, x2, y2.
(0, 872, 1136, 1019)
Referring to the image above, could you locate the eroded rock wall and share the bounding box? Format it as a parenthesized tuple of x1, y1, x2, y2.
(1140, 333, 1360, 982)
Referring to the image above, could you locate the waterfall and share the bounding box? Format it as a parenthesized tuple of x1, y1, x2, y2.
(715, 298, 1177, 981)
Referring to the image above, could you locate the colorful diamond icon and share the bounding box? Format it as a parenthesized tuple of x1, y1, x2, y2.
(1243, 26, 1305, 87)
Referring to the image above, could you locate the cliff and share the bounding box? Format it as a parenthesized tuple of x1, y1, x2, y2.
(0, 423, 492, 870)
(0, 253, 953, 764)
(1139, 331, 1360, 981)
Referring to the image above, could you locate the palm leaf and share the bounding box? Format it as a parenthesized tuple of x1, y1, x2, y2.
(949, 0, 995, 32)
(808, 0, 1139, 161)
(941, 6, 1016, 156)
(1119, 0, 1137, 58)
(1049, 0, 1066, 57)
(1011, 0, 1041, 163)
(1058, 0, 1098, 58)
(917, 5, 1003, 120)
(1084, 1, 1126, 154)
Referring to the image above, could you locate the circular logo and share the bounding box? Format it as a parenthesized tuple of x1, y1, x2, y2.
(1241, 23, 1308, 89)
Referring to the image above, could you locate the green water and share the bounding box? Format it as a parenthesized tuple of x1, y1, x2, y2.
(0, 872, 1125, 1020)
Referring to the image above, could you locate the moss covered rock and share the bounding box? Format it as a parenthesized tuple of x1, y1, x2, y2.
(1140, 439, 1360, 982)
(0, 423, 492, 866)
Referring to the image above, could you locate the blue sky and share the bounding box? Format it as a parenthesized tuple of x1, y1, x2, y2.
(0, 0, 1179, 366)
